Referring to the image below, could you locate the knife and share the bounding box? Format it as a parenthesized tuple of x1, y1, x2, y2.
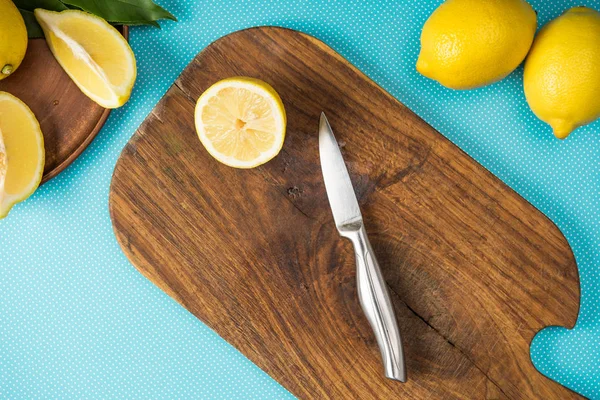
(318, 112, 407, 382)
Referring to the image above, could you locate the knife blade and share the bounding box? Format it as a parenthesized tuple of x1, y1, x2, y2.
(318, 112, 407, 382)
(318, 113, 363, 230)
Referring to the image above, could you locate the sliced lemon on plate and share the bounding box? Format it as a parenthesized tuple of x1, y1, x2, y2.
(195, 77, 286, 168)
(34, 9, 136, 109)
(0, 91, 45, 219)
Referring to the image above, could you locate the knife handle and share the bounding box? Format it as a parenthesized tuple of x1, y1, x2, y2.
(344, 225, 407, 382)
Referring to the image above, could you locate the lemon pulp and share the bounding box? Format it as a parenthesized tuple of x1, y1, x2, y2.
(35, 9, 136, 108)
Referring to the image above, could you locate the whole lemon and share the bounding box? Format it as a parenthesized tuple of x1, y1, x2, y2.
(0, 0, 27, 81)
(417, 0, 537, 90)
(524, 7, 600, 139)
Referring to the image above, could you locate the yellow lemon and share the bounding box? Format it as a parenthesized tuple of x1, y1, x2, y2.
(524, 7, 600, 139)
(417, 0, 537, 90)
(34, 9, 136, 108)
(0, 0, 28, 81)
(195, 77, 286, 169)
(0, 91, 45, 219)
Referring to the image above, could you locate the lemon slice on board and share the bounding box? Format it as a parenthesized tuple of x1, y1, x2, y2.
(0, 92, 45, 219)
(194, 77, 286, 169)
(34, 9, 136, 109)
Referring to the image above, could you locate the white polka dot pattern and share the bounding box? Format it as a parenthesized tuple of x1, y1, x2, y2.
(0, 0, 598, 398)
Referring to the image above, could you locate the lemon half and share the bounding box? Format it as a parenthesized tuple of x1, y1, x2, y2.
(0, 92, 45, 219)
(194, 77, 286, 169)
(34, 9, 136, 109)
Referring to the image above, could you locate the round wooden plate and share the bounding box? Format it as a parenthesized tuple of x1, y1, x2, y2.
(0, 26, 129, 184)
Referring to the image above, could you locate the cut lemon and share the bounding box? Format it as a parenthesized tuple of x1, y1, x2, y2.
(194, 77, 286, 168)
(0, 92, 45, 219)
(34, 9, 136, 109)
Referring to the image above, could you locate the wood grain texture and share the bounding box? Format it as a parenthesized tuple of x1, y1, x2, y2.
(0, 27, 128, 183)
(109, 27, 581, 399)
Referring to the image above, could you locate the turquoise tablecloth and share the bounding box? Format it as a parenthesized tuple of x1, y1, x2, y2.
(1, 0, 599, 398)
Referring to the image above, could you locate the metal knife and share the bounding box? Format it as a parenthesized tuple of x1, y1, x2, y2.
(318, 112, 407, 382)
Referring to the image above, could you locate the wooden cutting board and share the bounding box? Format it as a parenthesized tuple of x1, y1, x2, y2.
(109, 27, 581, 399)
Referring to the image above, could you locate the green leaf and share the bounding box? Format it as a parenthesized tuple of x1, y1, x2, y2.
(111, 20, 161, 27)
(18, 9, 44, 38)
(60, 0, 176, 25)
(13, 0, 67, 12)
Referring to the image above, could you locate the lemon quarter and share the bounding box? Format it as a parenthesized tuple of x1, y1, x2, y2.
(34, 9, 136, 109)
(0, 92, 45, 219)
(195, 77, 286, 169)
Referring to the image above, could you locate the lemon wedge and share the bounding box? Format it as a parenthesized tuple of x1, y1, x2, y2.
(195, 77, 286, 169)
(0, 92, 45, 219)
(34, 9, 136, 109)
